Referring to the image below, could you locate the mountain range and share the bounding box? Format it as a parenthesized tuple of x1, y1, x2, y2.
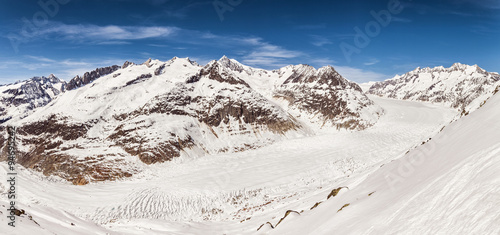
(0, 56, 385, 184)
(0, 58, 498, 185)
(367, 63, 500, 115)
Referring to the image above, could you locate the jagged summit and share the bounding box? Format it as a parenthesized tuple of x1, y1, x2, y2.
(409, 63, 487, 75)
(216, 55, 256, 74)
(0, 74, 66, 123)
(66, 65, 120, 90)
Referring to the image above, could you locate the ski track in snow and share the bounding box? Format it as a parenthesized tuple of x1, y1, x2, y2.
(0, 96, 459, 234)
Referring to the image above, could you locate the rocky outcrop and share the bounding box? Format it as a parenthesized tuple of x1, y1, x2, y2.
(125, 73, 152, 86)
(122, 61, 135, 69)
(10, 115, 134, 185)
(187, 61, 251, 87)
(66, 65, 120, 90)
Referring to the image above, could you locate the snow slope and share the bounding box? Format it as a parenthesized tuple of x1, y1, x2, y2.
(270, 89, 500, 234)
(0, 95, 458, 234)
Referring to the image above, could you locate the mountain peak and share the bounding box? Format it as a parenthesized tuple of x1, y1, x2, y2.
(122, 61, 135, 69)
(451, 62, 465, 69)
(409, 63, 486, 75)
(318, 65, 337, 74)
(217, 56, 247, 73)
(143, 58, 153, 68)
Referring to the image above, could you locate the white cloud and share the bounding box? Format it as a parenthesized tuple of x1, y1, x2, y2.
(0, 56, 127, 84)
(310, 35, 333, 47)
(247, 44, 302, 59)
(13, 21, 303, 70)
(309, 58, 337, 68)
(25, 55, 57, 63)
(240, 38, 303, 69)
(36, 22, 179, 43)
(364, 58, 380, 66)
(97, 41, 131, 45)
(334, 66, 391, 83)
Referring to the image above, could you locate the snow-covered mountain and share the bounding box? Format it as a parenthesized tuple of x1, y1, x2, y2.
(209, 57, 384, 130)
(1, 56, 382, 184)
(0, 74, 66, 123)
(274, 65, 382, 130)
(367, 63, 500, 114)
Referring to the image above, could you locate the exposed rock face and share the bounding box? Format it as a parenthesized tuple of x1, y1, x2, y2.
(367, 63, 500, 113)
(154, 64, 166, 76)
(66, 65, 120, 90)
(125, 73, 152, 86)
(0, 75, 66, 123)
(188, 61, 251, 87)
(218, 55, 246, 73)
(122, 61, 135, 69)
(143, 58, 153, 68)
(274, 65, 382, 130)
(11, 114, 135, 184)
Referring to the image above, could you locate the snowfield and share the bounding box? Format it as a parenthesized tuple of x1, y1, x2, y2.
(4, 93, 495, 234)
(270, 92, 500, 235)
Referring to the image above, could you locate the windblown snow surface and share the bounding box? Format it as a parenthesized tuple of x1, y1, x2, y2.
(1, 92, 499, 234)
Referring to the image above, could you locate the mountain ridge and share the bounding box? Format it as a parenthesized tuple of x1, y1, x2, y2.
(367, 63, 500, 114)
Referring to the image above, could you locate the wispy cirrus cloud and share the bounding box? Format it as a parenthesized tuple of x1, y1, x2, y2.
(25, 55, 56, 63)
(310, 35, 333, 47)
(0, 55, 127, 84)
(309, 58, 337, 67)
(364, 58, 380, 66)
(334, 66, 391, 83)
(38, 23, 179, 42)
(241, 39, 303, 69)
(2, 21, 388, 82)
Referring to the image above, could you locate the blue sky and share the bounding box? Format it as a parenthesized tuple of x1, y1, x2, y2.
(0, 0, 499, 84)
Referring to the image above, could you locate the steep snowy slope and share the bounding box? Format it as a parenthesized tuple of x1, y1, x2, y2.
(367, 63, 500, 114)
(0, 75, 65, 123)
(270, 88, 500, 234)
